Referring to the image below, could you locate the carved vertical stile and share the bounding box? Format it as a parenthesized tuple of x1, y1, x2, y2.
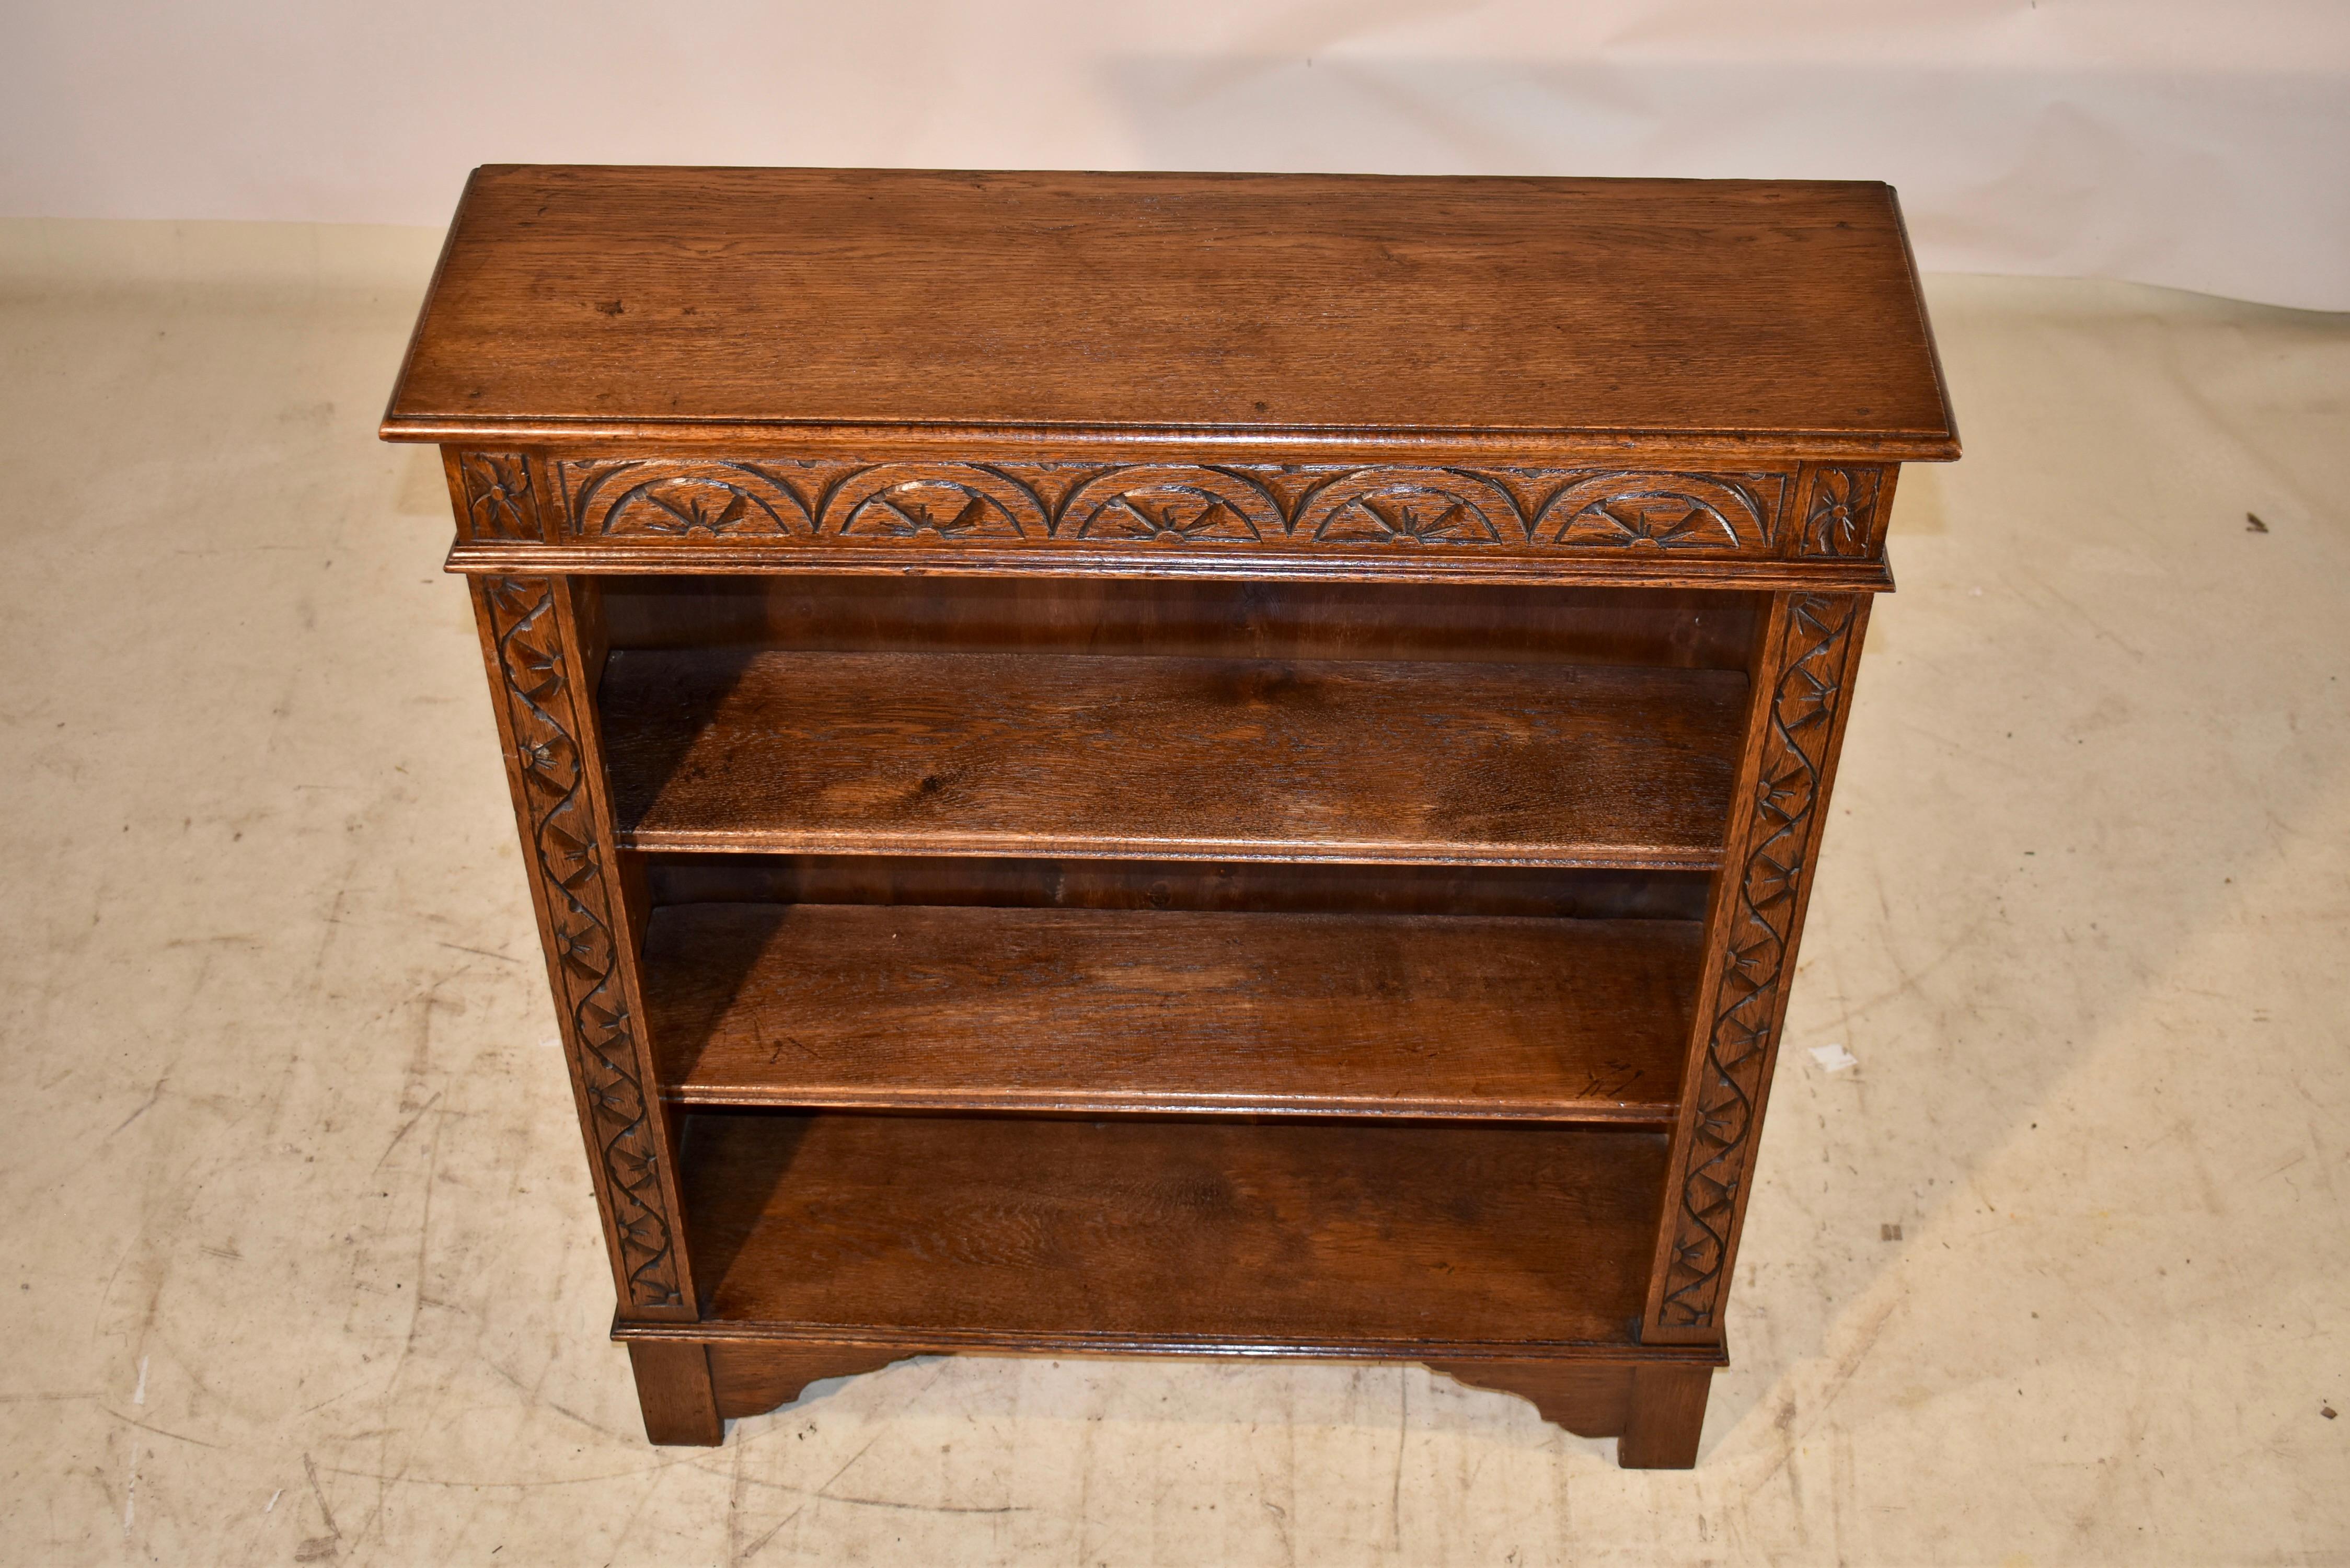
(468, 574, 696, 1318)
(1867, 466, 1900, 562)
(546, 575, 697, 1305)
(1643, 591, 1873, 1341)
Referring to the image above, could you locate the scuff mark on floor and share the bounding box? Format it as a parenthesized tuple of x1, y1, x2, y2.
(1745, 1292, 1904, 1500)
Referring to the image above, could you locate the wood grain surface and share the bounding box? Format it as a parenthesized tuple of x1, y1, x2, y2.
(383, 168, 1955, 456)
(679, 1111, 1667, 1353)
(642, 902, 1699, 1121)
(623, 1341, 721, 1446)
(601, 648, 1746, 867)
(602, 575, 1762, 670)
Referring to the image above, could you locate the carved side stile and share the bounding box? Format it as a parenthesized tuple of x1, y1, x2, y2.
(1647, 592, 1871, 1338)
(471, 574, 689, 1313)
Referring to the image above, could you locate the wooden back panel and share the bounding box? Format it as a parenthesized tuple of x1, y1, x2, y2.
(601, 575, 1761, 670)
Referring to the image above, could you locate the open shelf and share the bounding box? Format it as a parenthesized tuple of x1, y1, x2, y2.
(644, 901, 1698, 1122)
(602, 648, 1746, 868)
(678, 1110, 1666, 1354)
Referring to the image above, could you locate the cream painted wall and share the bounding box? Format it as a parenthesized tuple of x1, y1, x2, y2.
(3, 0, 2346, 308)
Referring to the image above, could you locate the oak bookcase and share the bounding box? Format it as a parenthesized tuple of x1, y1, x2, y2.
(382, 166, 1956, 1468)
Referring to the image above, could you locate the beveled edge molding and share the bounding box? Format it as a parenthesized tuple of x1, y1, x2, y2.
(608, 1319, 1732, 1365)
(382, 416, 1963, 464)
(616, 822, 1725, 870)
(444, 539, 1895, 593)
(651, 1080, 1683, 1123)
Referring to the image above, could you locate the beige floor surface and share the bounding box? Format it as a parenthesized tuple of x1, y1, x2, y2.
(0, 218, 2344, 1566)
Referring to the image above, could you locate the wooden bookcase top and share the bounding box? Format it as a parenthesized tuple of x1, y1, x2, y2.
(383, 166, 1957, 460)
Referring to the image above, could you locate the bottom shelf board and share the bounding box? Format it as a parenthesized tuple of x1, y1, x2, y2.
(646, 902, 1698, 1121)
(678, 1111, 1667, 1355)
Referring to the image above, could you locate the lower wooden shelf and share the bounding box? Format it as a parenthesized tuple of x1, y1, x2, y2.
(643, 901, 1700, 1122)
(659, 1110, 1671, 1357)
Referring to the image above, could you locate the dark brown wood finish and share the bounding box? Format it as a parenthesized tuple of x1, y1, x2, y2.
(385, 168, 1954, 457)
(1618, 1365, 1716, 1468)
(625, 1341, 722, 1446)
(671, 1111, 1670, 1353)
(602, 648, 1746, 868)
(705, 1342, 910, 1420)
(630, 1112, 1723, 1454)
(642, 902, 1698, 1121)
(391, 165, 1954, 1468)
(600, 576, 1763, 670)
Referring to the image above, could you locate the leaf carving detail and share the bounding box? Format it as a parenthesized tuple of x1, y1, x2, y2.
(1656, 595, 1859, 1331)
(479, 577, 681, 1310)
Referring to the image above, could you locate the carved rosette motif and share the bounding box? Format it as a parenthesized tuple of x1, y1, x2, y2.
(1799, 467, 1883, 557)
(557, 459, 1788, 554)
(457, 452, 542, 541)
(1657, 594, 1859, 1331)
(479, 576, 681, 1310)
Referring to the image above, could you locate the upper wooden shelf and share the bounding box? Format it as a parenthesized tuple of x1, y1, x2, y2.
(601, 647, 1745, 868)
(383, 166, 1956, 460)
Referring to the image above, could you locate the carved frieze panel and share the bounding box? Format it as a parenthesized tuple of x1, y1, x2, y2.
(832, 468, 1035, 540)
(552, 458, 1793, 555)
(558, 458, 824, 538)
(1540, 474, 1769, 549)
(1295, 467, 1517, 545)
(1064, 466, 1274, 543)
